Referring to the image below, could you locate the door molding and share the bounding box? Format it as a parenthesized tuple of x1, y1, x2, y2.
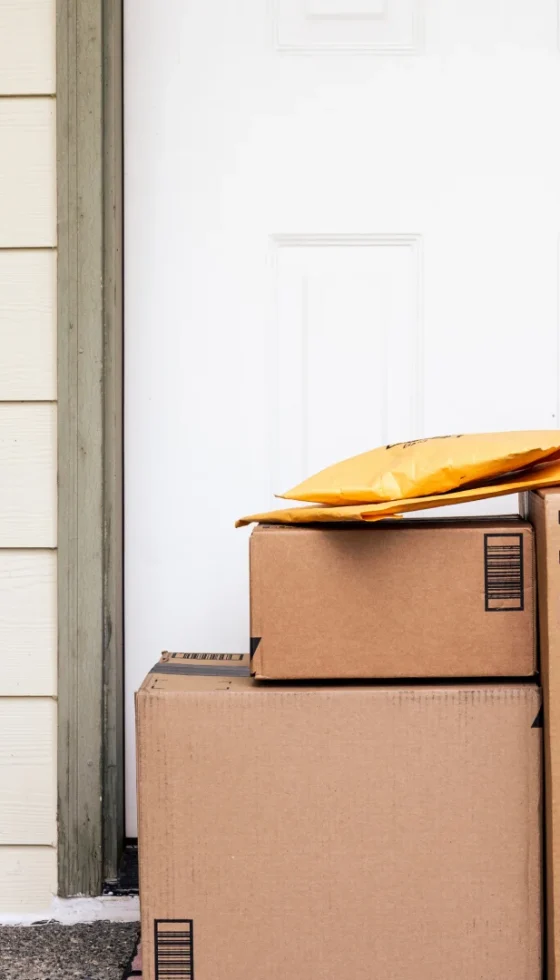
(57, 0, 124, 895)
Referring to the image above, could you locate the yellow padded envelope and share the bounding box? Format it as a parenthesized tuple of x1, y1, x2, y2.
(236, 457, 560, 526)
(280, 431, 560, 505)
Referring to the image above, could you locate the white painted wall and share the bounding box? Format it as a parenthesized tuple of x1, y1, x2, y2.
(0, 0, 57, 913)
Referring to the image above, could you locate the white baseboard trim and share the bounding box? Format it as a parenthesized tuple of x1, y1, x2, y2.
(0, 895, 140, 927)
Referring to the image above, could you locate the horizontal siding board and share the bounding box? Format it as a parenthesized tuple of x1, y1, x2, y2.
(0, 250, 56, 400)
(0, 99, 56, 247)
(0, 699, 56, 845)
(0, 551, 56, 695)
(0, 846, 56, 911)
(0, 0, 55, 95)
(0, 403, 56, 547)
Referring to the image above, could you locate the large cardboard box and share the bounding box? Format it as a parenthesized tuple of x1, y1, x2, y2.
(526, 488, 560, 979)
(250, 519, 536, 679)
(137, 653, 542, 980)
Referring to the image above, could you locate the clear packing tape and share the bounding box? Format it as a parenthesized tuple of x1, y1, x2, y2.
(236, 454, 560, 527)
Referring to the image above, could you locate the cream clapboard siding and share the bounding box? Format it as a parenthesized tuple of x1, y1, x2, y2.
(0, 251, 56, 400)
(0, 0, 55, 95)
(0, 100, 56, 247)
(0, 848, 57, 914)
(0, 404, 56, 547)
(0, 0, 57, 911)
(0, 699, 56, 845)
(0, 551, 56, 696)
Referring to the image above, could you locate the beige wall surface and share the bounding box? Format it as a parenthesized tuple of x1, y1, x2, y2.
(0, 0, 57, 913)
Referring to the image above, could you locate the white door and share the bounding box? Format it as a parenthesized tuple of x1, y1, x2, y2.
(125, 0, 560, 834)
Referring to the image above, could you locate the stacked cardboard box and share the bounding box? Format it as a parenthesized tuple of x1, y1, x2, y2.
(249, 519, 536, 678)
(526, 490, 560, 980)
(137, 517, 543, 980)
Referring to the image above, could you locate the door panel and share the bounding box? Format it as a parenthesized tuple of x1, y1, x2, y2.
(273, 235, 422, 491)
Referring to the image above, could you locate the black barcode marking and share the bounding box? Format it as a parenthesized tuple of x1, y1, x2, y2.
(169, 653, 243, 662)
(484, 533, 524, 611)
(155, 920, 193, 980)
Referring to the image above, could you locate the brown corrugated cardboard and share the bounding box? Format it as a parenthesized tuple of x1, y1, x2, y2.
(137, 653, 542, 980)
(526, 489, 560, 980)
(250, 519, 536, 679)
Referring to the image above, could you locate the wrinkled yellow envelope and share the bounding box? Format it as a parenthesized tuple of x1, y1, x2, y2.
(235, 458, 560, 526)
(280, 431, 560, 505)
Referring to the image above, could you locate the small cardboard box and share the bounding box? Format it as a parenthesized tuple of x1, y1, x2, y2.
(526, 489, 560, 979)
(137, 653, 542, 980)
(249, 519, 536, 679)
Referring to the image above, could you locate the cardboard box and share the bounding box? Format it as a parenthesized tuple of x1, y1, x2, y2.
(137, 653, 542, 980)
(526, 488, 560, 979)
(250, 519, 536, 679)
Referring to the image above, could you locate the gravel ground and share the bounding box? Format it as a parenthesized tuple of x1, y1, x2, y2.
(0, 921, 140, 980)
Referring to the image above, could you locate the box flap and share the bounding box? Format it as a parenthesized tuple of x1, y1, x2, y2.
(138, 652, 251, 694)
